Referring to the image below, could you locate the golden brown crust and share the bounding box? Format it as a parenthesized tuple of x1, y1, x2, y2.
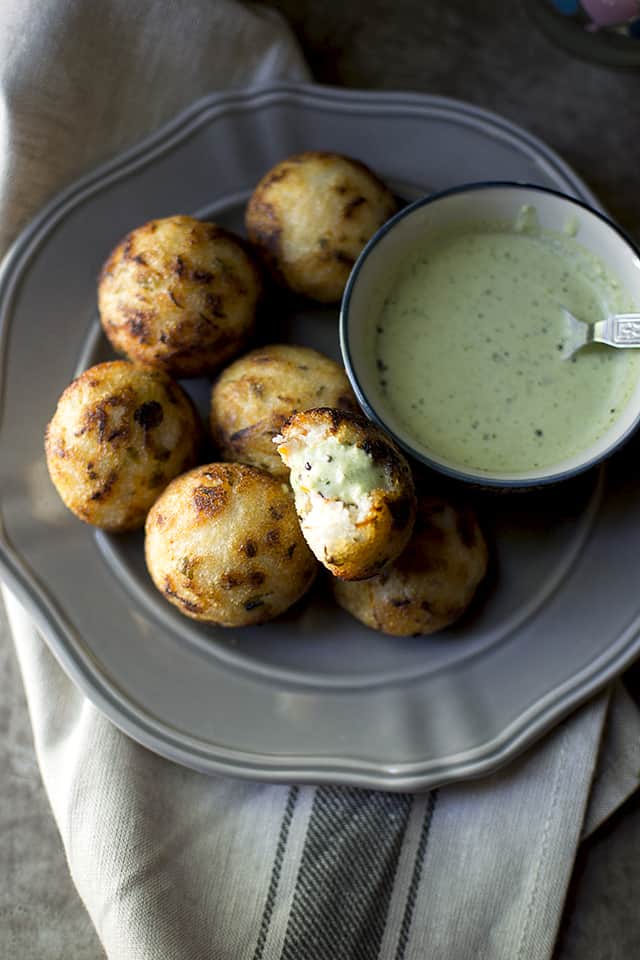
(210, 344, 359, 478)
(332, 496, 488, 635)
(44, 361, 202, 531)
(98, 216, 262, 378)
(277, 407, 416, 580)
(245, 152, 396, 303)
(144, 462, 318, 626)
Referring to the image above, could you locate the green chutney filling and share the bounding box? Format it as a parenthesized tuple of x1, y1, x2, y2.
(286, 433, 388, 502)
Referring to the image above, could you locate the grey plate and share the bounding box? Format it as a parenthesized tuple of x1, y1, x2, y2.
(1, 83, 639, 792)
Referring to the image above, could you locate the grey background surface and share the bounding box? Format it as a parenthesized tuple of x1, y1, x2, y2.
(2, 0, 640, 956)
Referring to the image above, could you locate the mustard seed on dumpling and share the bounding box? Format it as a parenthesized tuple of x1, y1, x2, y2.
(246, 152, 396, 302)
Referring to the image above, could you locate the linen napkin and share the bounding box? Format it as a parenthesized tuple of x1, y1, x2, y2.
(2, 2, 640, 959)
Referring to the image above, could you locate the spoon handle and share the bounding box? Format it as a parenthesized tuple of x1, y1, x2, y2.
(594, 314, 640, 348)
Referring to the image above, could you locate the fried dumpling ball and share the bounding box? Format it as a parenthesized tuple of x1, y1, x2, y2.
(275, 407, 416, 581)
(245, 152, 397, 302)
(210, 344, 359, 479)
(144, 462, 318, 626)
(98, 215, 262, 378)
(45, 361, 201, 531)
(332, 496, 488, 636)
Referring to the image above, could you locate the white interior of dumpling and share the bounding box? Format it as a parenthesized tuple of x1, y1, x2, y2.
(276, 423, 391, 556)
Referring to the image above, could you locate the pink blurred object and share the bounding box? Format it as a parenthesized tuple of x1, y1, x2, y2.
(580, 0, 640, 26)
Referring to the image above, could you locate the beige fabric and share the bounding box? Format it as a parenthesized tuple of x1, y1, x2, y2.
(7, 582, 640, 960)
(0, 0, 308, 252)
(1, 2, 639, 958)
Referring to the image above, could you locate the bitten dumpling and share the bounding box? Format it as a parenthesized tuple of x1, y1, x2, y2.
(276, 407, 416, 580)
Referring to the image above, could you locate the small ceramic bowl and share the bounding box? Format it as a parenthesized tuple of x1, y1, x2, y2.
(339, 181, 640, 489)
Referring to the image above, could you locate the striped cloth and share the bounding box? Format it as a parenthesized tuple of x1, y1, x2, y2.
(5, 586, 640, 960)
(2, 2, 640, 958)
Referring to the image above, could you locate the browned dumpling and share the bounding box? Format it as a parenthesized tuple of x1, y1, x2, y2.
(333, 496, 488, 636)
(98, 215, 262, 377)
(144, 462, 318, 626)
(210, 344, 358, 478)
(276, 407, 416, 580)
(246, 152, 396, 302)
(45, 361, 201, 531)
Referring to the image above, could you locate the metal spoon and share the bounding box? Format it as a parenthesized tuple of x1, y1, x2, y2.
(560, 308, 640, 359)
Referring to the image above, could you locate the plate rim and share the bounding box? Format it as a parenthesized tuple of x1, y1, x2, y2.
(0, 82, 632, 791)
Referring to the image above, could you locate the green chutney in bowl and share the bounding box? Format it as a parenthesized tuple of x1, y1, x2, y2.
(340, 183, 640, 488)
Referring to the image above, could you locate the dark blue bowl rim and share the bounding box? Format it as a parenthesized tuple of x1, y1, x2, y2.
(339, 180, 640, 489)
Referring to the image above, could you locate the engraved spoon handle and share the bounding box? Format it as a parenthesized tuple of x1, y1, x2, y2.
(593, 314, 640, 348)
